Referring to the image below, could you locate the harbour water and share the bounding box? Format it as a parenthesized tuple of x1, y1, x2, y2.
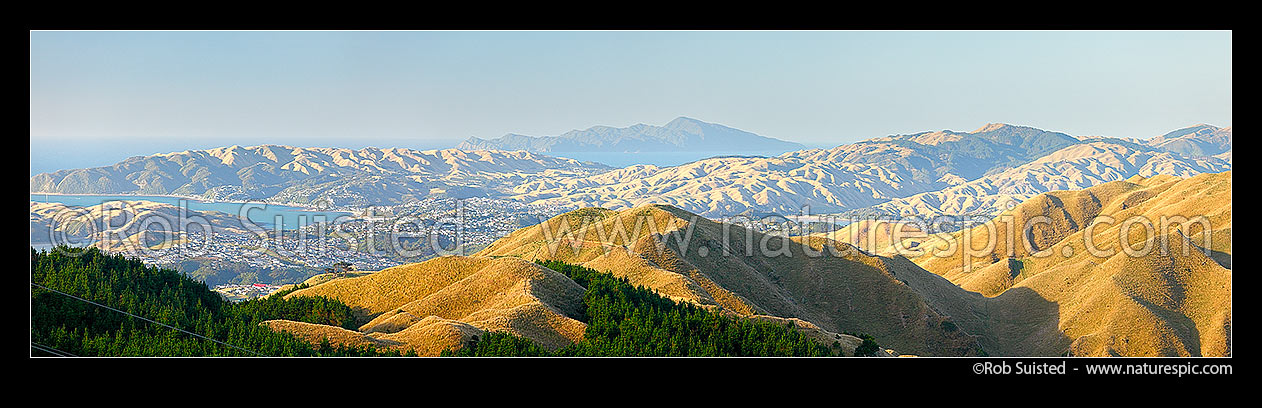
(29, 193, 352, 230)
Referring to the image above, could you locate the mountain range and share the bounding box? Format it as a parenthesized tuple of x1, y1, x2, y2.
(30, 200, 249, 252)
(31, 121, 1232, 221)
(457, 116, 806, 153)
(510, 122, 1231, 218)
(1138, 124, 1233, 160)
(30, 146, 612, 207)
(869, 140, 1230, 217)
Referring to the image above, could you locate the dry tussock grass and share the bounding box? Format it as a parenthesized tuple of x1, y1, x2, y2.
(286, 256, 496, 320)
(358, 256, 587, 350)
(280, 256, 587, 355)
(260, 320, 404, 350)
(476, 204, 981, 356)
(262, 316, 485, 356)
(905, 171, 1231, 356)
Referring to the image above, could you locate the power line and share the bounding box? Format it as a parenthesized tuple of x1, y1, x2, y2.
(31, 341, 76, 357)
(30, 282, 265, 357)
(31, 343, 67, 356)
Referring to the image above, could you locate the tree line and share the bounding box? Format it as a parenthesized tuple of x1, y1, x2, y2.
(31, 246, 878, 357)
(31, 246, 412, 357)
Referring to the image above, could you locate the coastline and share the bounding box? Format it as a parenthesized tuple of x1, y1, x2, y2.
(29, 191, 343, 213)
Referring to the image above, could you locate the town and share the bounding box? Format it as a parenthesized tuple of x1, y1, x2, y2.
(121, 197, 572, 286)
(212, 283, 286, 302)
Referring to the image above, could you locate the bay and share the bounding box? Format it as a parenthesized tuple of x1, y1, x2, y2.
(29, 193, 352, 230)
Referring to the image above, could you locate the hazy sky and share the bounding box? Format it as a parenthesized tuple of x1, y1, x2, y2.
(30, 30, 1231, 173)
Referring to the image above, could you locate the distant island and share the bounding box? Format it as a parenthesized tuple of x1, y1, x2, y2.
(457, 116, 806, 153)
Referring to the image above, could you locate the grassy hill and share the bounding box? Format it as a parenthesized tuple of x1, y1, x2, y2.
(269, 255, 870, 356)
(476, 204, 981, 356)
(900, 171, 1231, 356)
(274, 256, 588, 354)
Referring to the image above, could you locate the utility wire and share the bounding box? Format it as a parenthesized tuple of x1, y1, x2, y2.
(31, 343, 67, 356)
(31, 341, 76, 357)
(30, 282, 265, 357)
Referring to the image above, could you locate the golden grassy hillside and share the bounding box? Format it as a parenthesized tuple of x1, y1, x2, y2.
(287, 256, 494, 320)
(277, 256, 587, 355)
(903, 171, 1231, 356)
(477, 204, 981, 356)
(263, 316, 484, 356)
(298, 271, 376, 288)
(261, 320, 403, 350)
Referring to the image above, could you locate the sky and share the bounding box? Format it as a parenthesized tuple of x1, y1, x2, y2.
(30, 30, 1232, 174)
